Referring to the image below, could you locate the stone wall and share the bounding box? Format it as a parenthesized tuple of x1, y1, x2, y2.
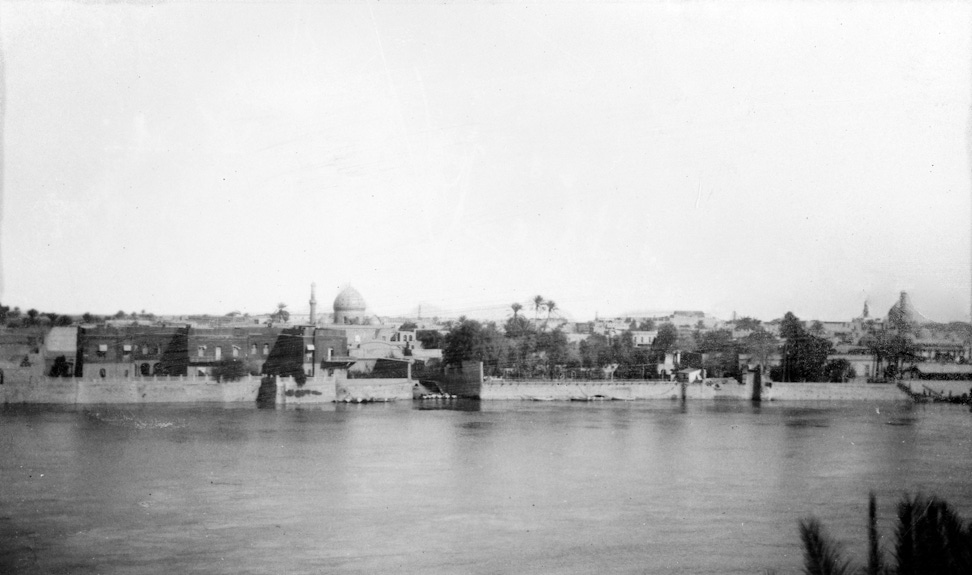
(481, 379, 751, 401)
(1, 373, 262, 404)
(426, 361, 483, 398)
(903, 380, 972, 399)
(764, 381, 906, 401)
(335, 377, 412, 402)
(0, 372, 410, 405)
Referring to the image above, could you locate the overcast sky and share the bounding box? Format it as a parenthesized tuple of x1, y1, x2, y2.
(1, 1, 969, 323)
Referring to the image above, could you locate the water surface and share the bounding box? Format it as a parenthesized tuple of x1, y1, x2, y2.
(2, 400, 970, 574)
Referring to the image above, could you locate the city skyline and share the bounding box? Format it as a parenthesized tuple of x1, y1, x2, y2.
(1, 2, 970, 323)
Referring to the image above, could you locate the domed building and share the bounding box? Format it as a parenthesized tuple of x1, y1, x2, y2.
(886, 291, 927, 331)
(333, 286, 368, 325)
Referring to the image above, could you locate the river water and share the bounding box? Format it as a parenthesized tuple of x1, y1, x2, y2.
(1, 399, 970, 574)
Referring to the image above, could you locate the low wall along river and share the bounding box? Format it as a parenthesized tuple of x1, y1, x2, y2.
(0, 372, 412, 405)
(0, 363, 943, 405)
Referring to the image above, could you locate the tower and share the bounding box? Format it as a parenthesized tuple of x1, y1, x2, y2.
(309, 283, 317, 325)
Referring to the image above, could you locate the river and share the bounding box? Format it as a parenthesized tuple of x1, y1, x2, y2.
(1, 399, 970, 574)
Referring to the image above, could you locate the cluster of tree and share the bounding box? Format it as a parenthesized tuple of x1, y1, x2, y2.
(268, 303, 290, 324)
(772, 312, 835, 382)
(441, 311, 776, 380)
(440, 315, 573, 378)
(1, 304, 74, 327)
(210, 358, 252, 382)
(861, 329, 919, 381)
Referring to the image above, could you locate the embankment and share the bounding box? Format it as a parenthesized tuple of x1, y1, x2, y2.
(763, 381, 905, 401)
(0, 373, 412, 405)
(481, 378, 752, 400)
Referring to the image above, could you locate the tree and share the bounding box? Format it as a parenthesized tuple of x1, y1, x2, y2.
(271, 303, 290, 324)
(637, 319, 656, 331)
(533, 295, 545, 322)
(442, 317, 506, 367)
(54, 315, 73, 326)
(862, 329, 919, 381)
(399, 321, 418, 331)
(26, 309, 39, 325)
(779, 312, 833, 381)
(823, 358, 854, 382)
(82, 312, 94, 324)
(809, 320, 826, 337)
(652, 323, 678, 352)
(794, 493, 972, 575)
(504, 314, 534, 338)
(114, 310, 126, 319)
(697, 329, 739, 377)
(545, 299, 557, 320)
(212, 358, 249, 382)
(536, 328, 569, 376)
(741, 328, 780, 372)
(734, 316, 762, 331)
(511, 302, 523, 318)
(780, 311, 803, 340)
(416, 330, 443, 350)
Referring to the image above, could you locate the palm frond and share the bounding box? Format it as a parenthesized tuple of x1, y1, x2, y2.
(799, 517, 860, 575)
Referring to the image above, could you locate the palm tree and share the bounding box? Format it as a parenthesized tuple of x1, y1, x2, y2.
(533, 295, 545, 323)
(511, 302, 523, 318)
(546, 300, 557, 320)
(795, 492, 972, 575)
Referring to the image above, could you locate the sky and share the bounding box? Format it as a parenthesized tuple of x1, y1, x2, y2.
(0, 0, 970, 323)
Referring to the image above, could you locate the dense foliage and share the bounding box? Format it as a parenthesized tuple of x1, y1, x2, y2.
(795, 493, 971, 575)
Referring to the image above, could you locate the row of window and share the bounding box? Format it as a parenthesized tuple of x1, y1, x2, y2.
(196, 344, 272, 358)
(94, 344, 162, 357)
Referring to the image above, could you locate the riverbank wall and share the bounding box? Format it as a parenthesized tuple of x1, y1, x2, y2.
(0, 372, 412, 405)
(480, 378, 753, 400)
(763, 381, 905, 401)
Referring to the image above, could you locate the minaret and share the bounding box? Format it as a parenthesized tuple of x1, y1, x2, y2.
(309, 282, 317, 325)
(862, 300, 869, 319)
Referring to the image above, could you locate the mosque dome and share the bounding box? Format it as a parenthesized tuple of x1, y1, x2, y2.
(887, 291, 925, 330)
(334, 286, 367, 312)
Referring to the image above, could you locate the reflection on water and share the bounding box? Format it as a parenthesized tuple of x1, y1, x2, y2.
(1, 400, 970, 575)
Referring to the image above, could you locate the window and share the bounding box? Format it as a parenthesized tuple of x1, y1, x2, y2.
(97, 343, 108, 357)
(250, 344, 257, 355)
(263, 344, 269, 356)
(215, 347, 222, 360)
(232, 345, 240, 358)
(142, 345, 149, 356)
(122, 344, 133, 354)
(140, 363, 150, 376)
(198, 346, 205, 358)
(157, 346, 162, 355)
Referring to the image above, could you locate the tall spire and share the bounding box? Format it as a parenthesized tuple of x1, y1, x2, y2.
(309, 282, 317, 325)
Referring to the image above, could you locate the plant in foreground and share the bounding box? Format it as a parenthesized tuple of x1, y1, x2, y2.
(795, 492, 971, 575)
